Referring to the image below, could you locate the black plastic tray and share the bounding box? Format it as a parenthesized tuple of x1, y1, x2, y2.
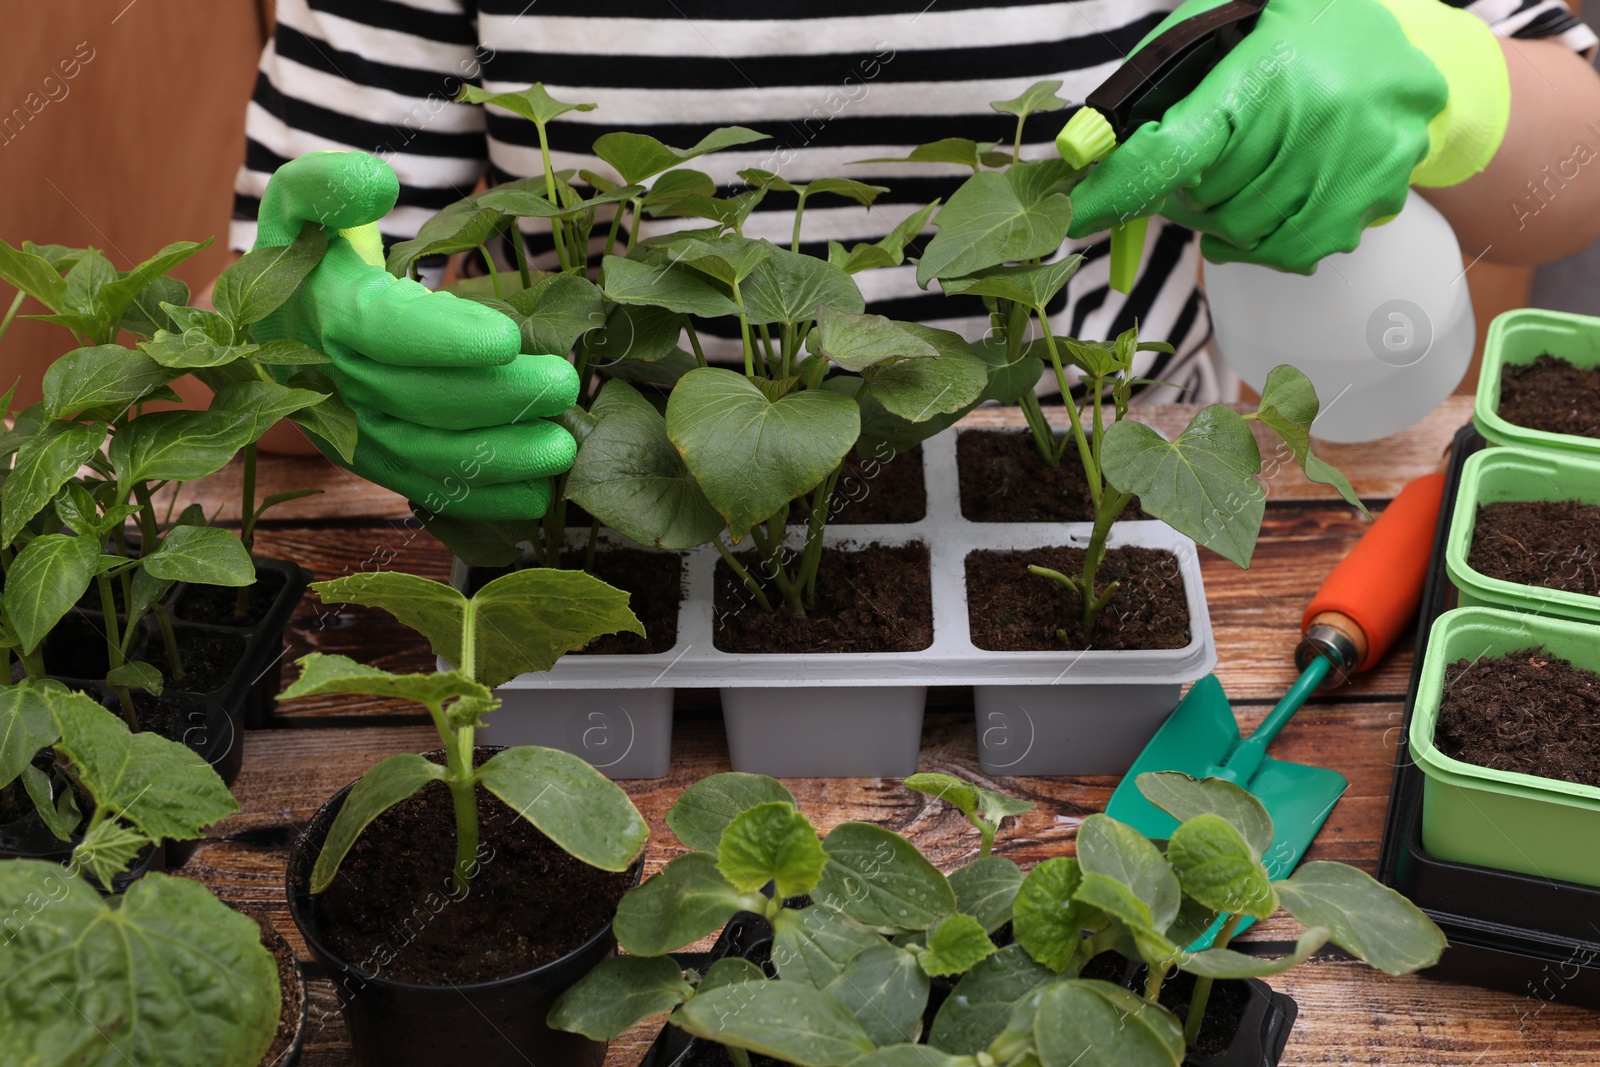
(1376, 423, 1600, 1007)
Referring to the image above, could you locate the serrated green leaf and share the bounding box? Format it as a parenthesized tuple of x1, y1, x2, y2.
(601, 255, 741, 318)
(3, 533, 99, 653)
(214, 224, 326, 327)
(310, 752, 446, 892)
(667, 771, 797, 855)
(45, 684, 238, 842)
(990, 79, 1069, 120)
(1012, 856, 1085, 973)
(772, 904, 883, 989)
(0, 864, 279, 1067)
(72, 817, 149, 888)
(547, 953, 693, 1040)
(919, 912, 997, 976)
(717, 801, 827, 897)
(615, 852, 763, 956)
(1101, 405, 1265, 567)
(280, 653, 491, 708)
(809, 305, 938, 372)
(1275, 861, 1447, 974)
(674, 980, 875, 1066)
(1134, 773, 1275, 861)
(949, 855, 1024, 934)
(594, 126, 769, 185)
(476, 746, 648, 872)
(929, 943, 1054, 1054)
(140, 524, 255, 587)
(1167, 814, 1278, 920)
(816, 822, 956, 933)
(566, 380, 723, 550)
(666, 367, 859, 541)
(1077, 814, 1180, 931)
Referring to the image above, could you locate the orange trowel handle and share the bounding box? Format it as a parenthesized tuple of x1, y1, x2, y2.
(1301, 472, 1447, 674)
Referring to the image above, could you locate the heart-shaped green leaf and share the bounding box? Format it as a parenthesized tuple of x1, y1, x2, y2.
(1252, 365, 1368, 515)
(742, 245, 864, 325)
(949, 855, 1024, 934)
(459, 82, 597, 126)
(919, 912, 997, 976)
(809, 305, 938, 372)
(614, 852, 763, 956)
(504, 273, 604, 356)
(916, 162, 1076, 286)
(666, 770, 796, 854)
(941, 257, 1083, 310)
(990, 79, 1069, 120)
(594, 126, 768, 185)
(1012, 856, 1085, 973)
(716, 800, 827, 897)
(1167, 814, 1278, 920)
(867, 324, 987, 421)
(547, 953, 693, 1041)
(1100, 405, 1265, 567)
(0, 863, 278, 1067)
(816, 822, 956, 933)
(667, 367, 859, 541)
(601, 255, 741, 319)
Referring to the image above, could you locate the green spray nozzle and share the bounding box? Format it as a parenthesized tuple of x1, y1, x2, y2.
(1057, 107, 1146, 295)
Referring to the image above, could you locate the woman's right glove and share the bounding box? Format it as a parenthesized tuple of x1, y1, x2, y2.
(252, 151, 578, 519)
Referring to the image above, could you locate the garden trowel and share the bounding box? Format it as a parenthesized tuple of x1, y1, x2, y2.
(1105, 469, 1448, 946)
(1057, 0, 1268, 292)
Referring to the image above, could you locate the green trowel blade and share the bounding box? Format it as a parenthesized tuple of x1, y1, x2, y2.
(1103, 673, 1348, 947)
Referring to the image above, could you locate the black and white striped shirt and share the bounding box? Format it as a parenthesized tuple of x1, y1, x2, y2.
(233, 0, 1595, 403)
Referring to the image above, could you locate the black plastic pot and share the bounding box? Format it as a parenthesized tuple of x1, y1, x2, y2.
(1377, 423, 1600, 1008)
(250, 913, 309, 1067)
(286, 751, 623, 1067)
(642, 914, 1295, 1067)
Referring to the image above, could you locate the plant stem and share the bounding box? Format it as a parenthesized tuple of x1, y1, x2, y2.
(584, 517, 599, 573)
(18, 644, 45, 681)
(236, 444, 258, 620)
(685, 321, 709, 369)
(478, 246, 504, 299)
(0, 289, 25, 345)
(129, 482, 185, 682)
(799, 466, 840, 605)
(1017, 390, 1059, 468)
(1144, 960, 1170, 1004)
(757, 323, 777, 378)
(791, 191, 809, 253)
(1185, 914, 1242, 1045)
(763, 512, 805, 616)
(1037, 315, 1098, 501)
(96, 574, 140, 729)
(730, 283, 755, 378)
(729, 1049, 753, 1067)
(713, 538, 773, 613)
(508, 222, 534, 291)
(533, 119, 573, 271)
(1012, 115, 1025, 164)
(1079, 489, 1133, 634)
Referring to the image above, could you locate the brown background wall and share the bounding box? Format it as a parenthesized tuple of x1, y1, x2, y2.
(0, 1, 271, 405)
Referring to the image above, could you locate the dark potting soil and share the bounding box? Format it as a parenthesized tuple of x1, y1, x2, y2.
(312, 776, 635, 985)
(1498, 354, 1600, 439)
(174, 567, 288, 627)
(1468, 500, 1600, 597)
(789, 445, 927, 526)
(40, 613, 117, 679)
(712, 543, 933, 654)
(1158, 969, 1252, 1059)
(253, 916, 303, 1067)
(559, 549, 681, 655)
(129, 690, 207, 747)
(1435, 647, 1600, 788)
(966, 546, 1190, 651)
(145, 628, 249, 695)
(957, 430, 1146, 523)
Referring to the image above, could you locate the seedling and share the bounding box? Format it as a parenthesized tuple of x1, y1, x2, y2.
(551, 771, 1444, 1066)
(0, 233, 354, 717)
(0, 679, 275, 1066)
(279, 567, 650, 892)
(904, 770, 1034, 856)
(882, 81, 1369, 635)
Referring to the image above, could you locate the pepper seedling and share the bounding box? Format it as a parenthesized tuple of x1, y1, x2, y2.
(0, 679, 276, 1067)
(279, 567, 650, 892)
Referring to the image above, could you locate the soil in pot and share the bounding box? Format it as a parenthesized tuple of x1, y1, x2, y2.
(40, 613, 117, 679)
(1467, 501, 1600, 597)
(311, 774, 635, 984)
(1435, 646, 1600, 788)
(957, 430, 1146, 523)
(559, 549, 681, 655)
(713, 543, 933, 654)
(1156, 969, 1254, 1060)
(789, 446, 926, 526)
(1498, 354, 1600, 439)
(966, 546, 1190, 651)
(175, 567, 289, 627)
(250, 914, 305, 1067)
(145, 629, 249, 694)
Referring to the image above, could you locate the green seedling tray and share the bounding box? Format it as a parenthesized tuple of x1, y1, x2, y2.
(1409, 606, 1600, 887)
(1444, 447, 1600, 626)
(1474, 308, 1600, 458)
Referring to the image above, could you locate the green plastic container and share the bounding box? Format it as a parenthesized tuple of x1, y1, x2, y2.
(1474, 308, 1600, 457)
(1444, 447, 1600, 626)
(1410, 606, 1600, 888)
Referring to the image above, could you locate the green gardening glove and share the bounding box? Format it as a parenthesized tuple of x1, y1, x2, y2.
(1066, 0, 1510, 273)
(251, 151, 578, 519)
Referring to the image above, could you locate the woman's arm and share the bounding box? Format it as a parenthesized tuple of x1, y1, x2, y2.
(1422, 36, 1600, 265)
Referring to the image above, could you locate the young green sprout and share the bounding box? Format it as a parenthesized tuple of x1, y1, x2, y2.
(903, 771, 1035, 857)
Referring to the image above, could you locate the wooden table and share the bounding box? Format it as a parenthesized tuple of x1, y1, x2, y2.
(182, 395, 1600, 1065)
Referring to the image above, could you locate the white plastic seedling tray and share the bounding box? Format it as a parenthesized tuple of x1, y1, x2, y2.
(461, 427, 1216, 779)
